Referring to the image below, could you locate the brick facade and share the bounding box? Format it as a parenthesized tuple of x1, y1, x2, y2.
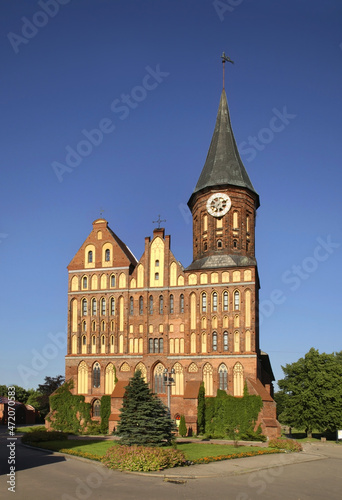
(64, 88, 280, 438)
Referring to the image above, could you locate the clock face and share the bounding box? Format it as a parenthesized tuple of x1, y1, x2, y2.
(206, 193, 231, 217)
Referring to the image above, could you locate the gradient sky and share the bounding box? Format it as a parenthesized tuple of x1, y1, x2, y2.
(1, 0, 341, 391)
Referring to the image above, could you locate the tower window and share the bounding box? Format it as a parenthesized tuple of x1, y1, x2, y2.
(139, 296, 143, 315)
(223, 291, 228, 311)
(217, 240, 222, 249)
(212, 292, 218, 312)
(170, 294, 174, 314)
(233, 240, 237, 249)
(201, 293, 207, 313)
(110, 297, 115, 316)
(101, 298, 106, 315)
(212, 332, 217, 351)
(129, 297, 134, 315)
(155, 272, 159, 280)
(149, 295, 153, 315)
(92, 299, 97, 316)
(105, 249, 110, 262)
(82, 298, 87, 316)
(223, 331, 228, 351)
(93, 362, 100, 388)
(203, 241, 208, 251)
(155, 260, 159, 267)
(159, 295, 163, 314)
(234, 291, 240, 311)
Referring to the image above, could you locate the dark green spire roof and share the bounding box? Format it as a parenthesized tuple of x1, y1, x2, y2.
(189, 89, 259, 207)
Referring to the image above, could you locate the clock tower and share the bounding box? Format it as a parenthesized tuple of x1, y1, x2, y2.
(187, 89, 260, 267)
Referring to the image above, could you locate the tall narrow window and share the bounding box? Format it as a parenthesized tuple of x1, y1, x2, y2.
(217, 240, 222, 249)
(83, 276, 88, 289)
(223, 331, 228, 351)
(155, 272, 159, 281)
(139, 296, 143, 315)
(223, 291, 228, 311)
(154, 363, 165, 394)
(129, 297, 134, 315)
(155, 259, 159, 267)
(219, 364, 228, 391)
(149, 295, 153, 315)
(159, 295, 163, 314)
(170, 294, 174, 314)
(101, 298, 106, 315)
(212, 331, 217, 351)
(201, 293, 207, 313)
(180, 294, 184, 313)
(110, 274, 115, 287)
(234, 291, 240, 310)
(159, 338, 164, 353)
(212, 292, 218, 312)
(91, 298, 97, 316)
(110, 297, 115, 316)
(88, 251, 93, 263)
(148, 338, 153, 353)
(93, 362, 100, 388)
(82, 321, 87, 332)
(154, 338, 159, 353)
(105, 249, 110, 262)
(82, 298, 87, 316)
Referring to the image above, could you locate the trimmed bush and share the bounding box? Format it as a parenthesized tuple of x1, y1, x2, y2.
(178, 415, 187, 437)
(102, 445, 186, 471)
(21, 429, 68, 444)
(268, 438, 302, 452)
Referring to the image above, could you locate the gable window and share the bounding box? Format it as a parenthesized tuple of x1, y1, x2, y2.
(105, 249, 110, 262)
(88, 251, 93, 263)
(110, 274, 115, 287)
(83, 276, 88, 289)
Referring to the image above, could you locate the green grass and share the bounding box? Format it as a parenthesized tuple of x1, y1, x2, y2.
(16, 425, 46, 433)
(25, 439, 267, 461)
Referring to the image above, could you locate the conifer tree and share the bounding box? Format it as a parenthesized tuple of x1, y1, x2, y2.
(178, 415, 187, 437)
(116, 370, 176, 446)
(197, 382, 206, 435)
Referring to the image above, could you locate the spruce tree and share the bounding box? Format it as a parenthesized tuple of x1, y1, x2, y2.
(178, 415, 187, 437)
(116, 370, 176, 446)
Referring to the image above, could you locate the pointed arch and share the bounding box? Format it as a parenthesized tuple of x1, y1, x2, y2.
(135, 362, 147, 383)
(78, 361, 88, 394)
(172, 363, 184, 395)
(203, 363, 213, 396)
(105, 363, 116, 394)
(233, 362, 244, 396)
(153, 362, 166, 394)
(218, 363, 228, 391)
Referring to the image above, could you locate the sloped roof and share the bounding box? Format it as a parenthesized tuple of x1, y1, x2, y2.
(247, 378, 274, 402)
(188, 89, 259, 208)
(184, 380, 201, 399)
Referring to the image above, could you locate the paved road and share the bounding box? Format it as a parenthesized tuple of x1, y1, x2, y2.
(1, 427, 341, 499)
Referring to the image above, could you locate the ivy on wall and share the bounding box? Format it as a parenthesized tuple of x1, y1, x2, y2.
(47, 380, 91, 434)
(100, 395, 111, 434)
(198, 385, 264, 440)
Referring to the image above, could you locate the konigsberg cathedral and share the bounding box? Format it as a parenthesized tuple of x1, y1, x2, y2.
(65, 78, 280, 437)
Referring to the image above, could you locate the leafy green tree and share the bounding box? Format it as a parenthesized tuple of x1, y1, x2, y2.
(178, 415, 187, 437)
(116, 370, 176, 446)
(197, 382, 205, 435)
(36, 375, 65, 417)
(278, 348, 342, 437)
(273, 391, 290, 421)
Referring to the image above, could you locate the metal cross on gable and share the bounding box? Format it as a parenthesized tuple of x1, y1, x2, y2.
(152, 214, 166, 228)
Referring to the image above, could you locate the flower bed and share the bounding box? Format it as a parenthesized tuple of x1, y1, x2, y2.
(268, 438, 302, 452)
(102, 445, 186, 471)
(192, 448, 284, 464)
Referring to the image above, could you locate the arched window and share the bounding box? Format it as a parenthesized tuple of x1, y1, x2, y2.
(159, 338, 163, 353)
(155, 259, 159, 267)
(135, 362, 147, 383)
(234, 291, 240, 310)
(105, 363, 116, 394)
(82, 298, 87, 316)
(234, 331, 240, 352)
(93, 362, 100, 388)
(203, 241, 208, 251)
(78, 361, 88, 393)
(203, 363, 213, 396)
(88, 251, 93, 263)
(201, 292, 207, 313)
(110, 274, 115, 287)
(110, 297, 115, 316)
(91, 298, 97, 316)
(190, 332, 196, 353)
(233, 240, 237, 249)
(180, 294, 184, 313)
(83, 276, 88, 289)
(101, 298, 106, 315)
(91, 334, 96, 354)
(155, 272, 159, 281)
(172, 363, 184, 396)
(82, 320, 87, 332)
(159, 295, 163, 315)
(212, 331, 218, 351)
(219, 364, 228, 391)
(148, 338, 153, 353)
(212, 292, 218, 312)
(92, 321, 96, 332)
(217, 239, 222, 249)
(129, 297, 134, 315)
(139, 296, 143, 315)
(154, 363, 166, 394)
(233, 363, 243, 396)
(93, 399, 101, 417)
(149, 295, 153, 315)
(223, 291, 228, 311)
(223, 331, 228, 351)
(81, 335, 87, 354)
(170, 294, 174, 314)
(105, 249, 110, 262)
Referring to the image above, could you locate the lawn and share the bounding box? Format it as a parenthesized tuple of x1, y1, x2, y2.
(25, 438, 268, 461)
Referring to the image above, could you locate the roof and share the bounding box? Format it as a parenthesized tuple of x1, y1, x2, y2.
(184, 380, 201, 399)
(188, 89, 259, 208)
(111, 380, 127, 398)
(259, 351, 275, 381)
(186, 253, 257, 271)
(247, 378, 274, 402)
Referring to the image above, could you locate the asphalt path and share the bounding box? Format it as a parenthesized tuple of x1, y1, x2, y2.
(1, 427, 342, 500)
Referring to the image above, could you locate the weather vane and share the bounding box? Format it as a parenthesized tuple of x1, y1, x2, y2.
(221, 51, 234, 89)
(152, 214, 166, 229)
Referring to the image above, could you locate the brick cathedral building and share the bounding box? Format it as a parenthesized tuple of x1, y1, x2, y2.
(65, 83, 280, 437)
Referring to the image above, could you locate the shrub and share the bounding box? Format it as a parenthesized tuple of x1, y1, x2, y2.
(178, 415, 187, 437)
(21, 429, 68, 444)
(268, 438, 302, 452)
(102, 444, 186, 471)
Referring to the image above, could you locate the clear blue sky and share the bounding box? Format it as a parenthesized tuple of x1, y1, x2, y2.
(1, 0, 341, 390)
